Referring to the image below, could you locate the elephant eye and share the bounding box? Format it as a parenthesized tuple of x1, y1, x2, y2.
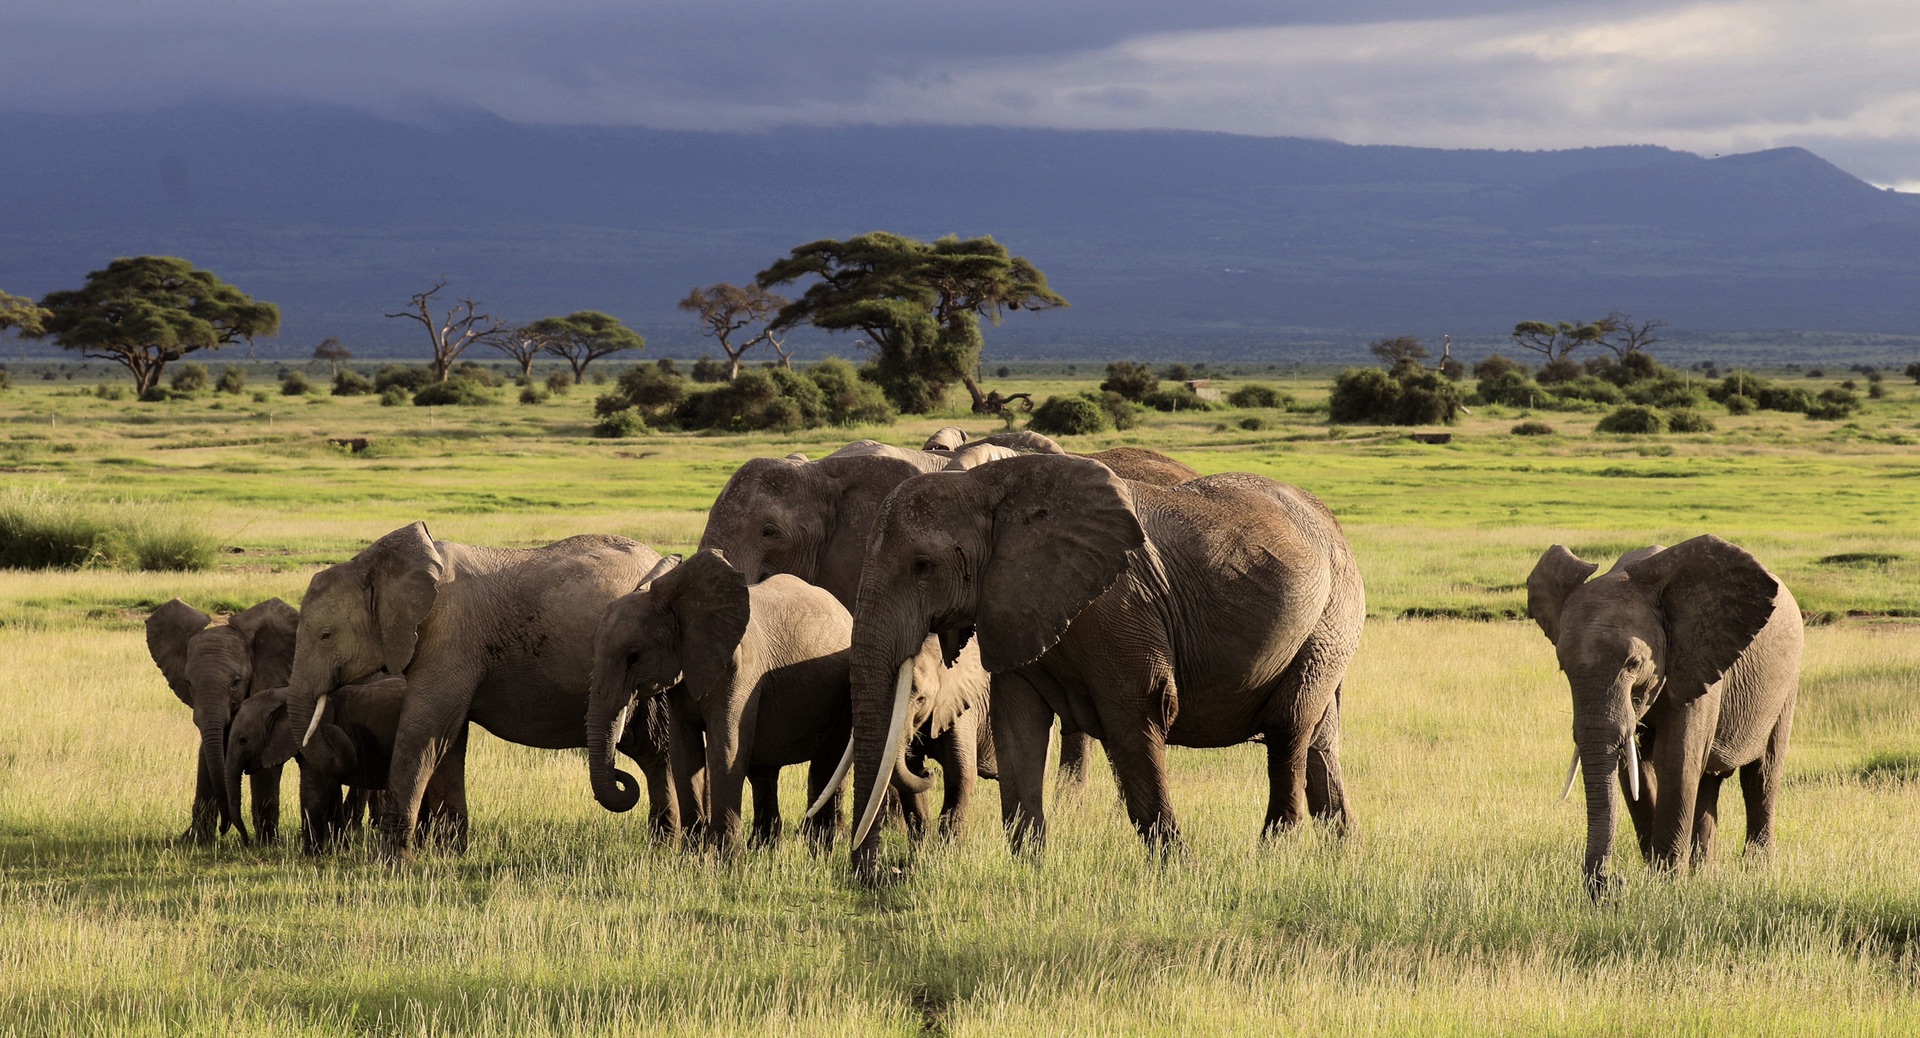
(319, 629, 334, 642)
(626, 651, 641, 666)
(761, 523, 779, 538)
(912, 556, 934, 576)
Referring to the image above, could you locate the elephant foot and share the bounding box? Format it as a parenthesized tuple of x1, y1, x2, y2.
(175, 826, 218, 847)
(1584, 871, 1625, 902)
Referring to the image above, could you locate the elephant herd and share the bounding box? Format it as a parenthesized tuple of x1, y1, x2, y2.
(146, 427, 1802, 897)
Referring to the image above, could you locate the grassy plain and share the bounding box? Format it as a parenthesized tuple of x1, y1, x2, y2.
(4, 366, 1920, 1035)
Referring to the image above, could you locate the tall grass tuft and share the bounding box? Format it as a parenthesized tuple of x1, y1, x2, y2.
(0, 487, 218, 571)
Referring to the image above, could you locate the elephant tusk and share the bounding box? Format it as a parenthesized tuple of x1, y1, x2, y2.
(1624, 732, 1641, 802)
(805, 736, 855, 820)
(300, 693, 329, 748)
(852, 659, 915, 848)
(1561, 747, 1580, 801)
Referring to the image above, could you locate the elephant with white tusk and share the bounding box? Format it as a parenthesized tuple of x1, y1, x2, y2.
(1528, 535, 1802, 899)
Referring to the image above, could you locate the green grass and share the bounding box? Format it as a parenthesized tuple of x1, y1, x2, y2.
(5, 369, 1920, 1034)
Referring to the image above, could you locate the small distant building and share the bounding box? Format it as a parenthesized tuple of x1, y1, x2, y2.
(1183, 379, 1221, 402)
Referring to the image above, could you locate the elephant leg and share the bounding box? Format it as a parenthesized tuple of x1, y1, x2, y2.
(703, 707, 755, 854)
(419, 727, 469, 853)
(380, 669, 476, 861)
(936, 715, 978, 841)
(1056, 729, 1093, 788)
(1740, 701, 1794, 857)
(617, 699, 677, 842)
(249, 765, 284, 845)
(1623, 726, 1657, 863)
(185, 751, 221, 844)
(1260, 718, 1311, 838)
(748, 765, 782, 849)
(990, 672, 1055, 853)
(667, 694, 709, 847)
(899, 740, 933, 842)
(1647, 712, 1707, 875)
(1692, 770, 1725, 867)
(342, 788, 371, 834)
(802, 750, 843, 854)
(1304, 687, 1350, 834)
(1096, 673, 1182, 852)
(1264, 621, 1356, 837)
(297, 762, 340, 855)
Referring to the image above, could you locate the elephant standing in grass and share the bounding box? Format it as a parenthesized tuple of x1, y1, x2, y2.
(146, 598, 299, 843)
(586, 550, 855, 852)
(1528, 536, 1802, 898)
(226, 677, 458, 853)
(842, 454, 1363, 879)
(281, 524, 674, 858)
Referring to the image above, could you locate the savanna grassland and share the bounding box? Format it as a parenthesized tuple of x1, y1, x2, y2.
(5, 364, 1920, 1036)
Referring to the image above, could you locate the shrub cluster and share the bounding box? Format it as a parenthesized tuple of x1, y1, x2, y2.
(169, 363, 209, 393)
(591, 358, 896, 436)
(1099, 361, 1158, 402)
(1328, 366, 1462, 425)
(0, 488, 218, 571)
(332, 370, 375, 396)
(1030, 394, 1112, 436)
(1706, 372, 1861, 419)
(413, 378, 497, 407)
(1226, 384, 1291, 409)
(1595, 405, 1716, 435)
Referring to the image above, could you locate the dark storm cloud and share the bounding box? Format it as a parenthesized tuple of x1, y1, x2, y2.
(2, 0, 1916, 183)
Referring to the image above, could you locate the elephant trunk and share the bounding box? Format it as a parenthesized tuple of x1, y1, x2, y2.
(1577, 730, 1624, 899)
(585, 660, 641, 813)
(194, 695, 246, 842)
(283, 646, 335, 755)
(847, 615, 927, 877)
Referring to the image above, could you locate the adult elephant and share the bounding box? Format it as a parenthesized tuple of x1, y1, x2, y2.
(843, 454, 1363, 878)
(145, 597, 299, 843)
(1527, 536, 1802, 899)
(281, 523, 674, 857)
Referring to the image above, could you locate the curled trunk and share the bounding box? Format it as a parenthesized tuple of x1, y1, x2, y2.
(586, 665, 641, 813)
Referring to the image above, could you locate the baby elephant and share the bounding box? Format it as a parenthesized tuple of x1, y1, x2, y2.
(1528, 535, 1802, 898)
(586, 550, 853, 852)
(227, 677, 461, 853)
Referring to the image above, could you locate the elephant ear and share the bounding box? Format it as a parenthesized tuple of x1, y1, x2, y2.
(1526, 546, 1597, 644)
(635, 554, 681, 592)
(923, 426, 968, 451)
(365, 523, 444, 676)
(971, 455, 1145, 674)
(657, 549, 751, 700)
(228, 597, 300, 694)
(146, 598, 211, 706)
(817, 453, 938, 603)
(251, 689, 302, 770)
(1624, 535, 1780, 704)
(313, 723, 360, 777)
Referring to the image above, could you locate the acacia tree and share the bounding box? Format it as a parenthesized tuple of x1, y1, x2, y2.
(491, 324, 558, 384)
(678, 282, 788, 380)
(1368, 335, 1430, 372)
(757, 232, 1066, 413)
(313, 337, 352, 376)
(529, 310, 645, 384)
(33, 256, 279, 395)
(1, 290, 50, 338)
(384, 279, 505, 382)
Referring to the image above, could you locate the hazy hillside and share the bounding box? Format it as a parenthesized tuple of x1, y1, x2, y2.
(1, 104, 1916, 361)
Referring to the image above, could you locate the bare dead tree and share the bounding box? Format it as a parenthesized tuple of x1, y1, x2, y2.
(1598, 310, 1666, 358)
(766, 329, 794, 369)
(679, 282, 788, 381)
(384, 279, 506, 382)
(312, 337, 352, 377)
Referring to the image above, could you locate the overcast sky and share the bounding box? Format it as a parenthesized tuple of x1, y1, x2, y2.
(5, 0, 1917, 187)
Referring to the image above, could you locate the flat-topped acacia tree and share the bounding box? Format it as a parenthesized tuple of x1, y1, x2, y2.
(33, 257, 279, 395)
(756, 232, 1066, 414)
(529, 310, 645, 384)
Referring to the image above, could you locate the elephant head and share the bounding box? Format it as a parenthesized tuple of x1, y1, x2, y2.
(698, 452, 932, 608)
(1527, 535, 1779, 896)
(585, 552, 748, 812)
(147, 596, 299, 839)
(284, 522, 444, 760)
(228, 687, 360, 788)
(843, 455, 1144, 861)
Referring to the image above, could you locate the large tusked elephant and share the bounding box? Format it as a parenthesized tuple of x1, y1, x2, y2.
(281, 523, 674, 857)
(146, 597, 299, 843)
(1527, 535, 1802, 898)
(841, 454, 1363, 878)
(586, 550, 855, 852)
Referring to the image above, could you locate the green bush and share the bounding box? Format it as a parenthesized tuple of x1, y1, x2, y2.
(1723, 394, 1755, 415)
(413, 378, 496, 406)
(215, 367, 246, 394)
(1550, 376, 1624, 405)
(378, 386, 409, 407)
(1627, 377, 1708, 410)
(1511, 421, 1556, 436)
(280, 372, 313, 396)
(0, 488, 216, 571)
(1030, 394, 1112, 436)
(1227, 384, 1289, 409)
(807, 358, 896, 426)
(677, 369, 817, 432)
(690, 356, 729, 383)
(1665, 409, 1716, 433)
(0, 368, 10, 392)
(1475, 368, 1546, 408)
(1239, 416, 1266, 431)
(518, 385, 547, 405)
(593, 408, 648, 438)
(96, 384, 129, 401)
(605, 364, 688, 422)
(1099, 361, 1158, 402)
(448, 361, 500, 387)
(1097, 390, 1139, 431)
(1142, 386, 1217, 412)
(331, 370, 375, 396)
(1596, 404, 1666, 434)
(545, 370, 573, 395)
(1329, 367, 1461, 425)
(1807, 387, 1862, 420)
(374, 365, 435, 393)
(169, 363, 209, 393)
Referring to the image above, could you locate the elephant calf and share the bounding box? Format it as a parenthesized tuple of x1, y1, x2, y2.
(587, 550, 855, 852)
(227, 677, 461, 853)
(1528, 535, 1802, 898)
